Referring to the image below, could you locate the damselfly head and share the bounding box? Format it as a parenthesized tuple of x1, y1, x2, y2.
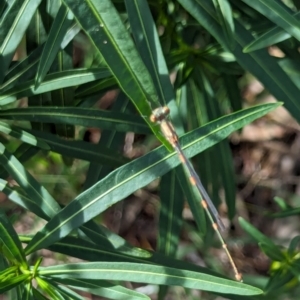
(150, 106, 170, 123)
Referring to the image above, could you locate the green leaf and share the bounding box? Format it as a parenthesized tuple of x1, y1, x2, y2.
(288, 236, 300, 256)
(52, 278, 149, 300)
(273, 196, 290, 211)
(0, 0, 42, 83)
(177, 0, 226, 47)
(0, 121, 49, 150)
(0, 273, 29, 294)
(157, 168, 184, 257)
(21, 235, 216, 278)
(21, 281, 33, 300)
(75, 76, 117, 99)
(0, 213, 27, 267)
(51, 44, 76, 145)
(222, 74, 242, 112)
(24, 103, 281, 254)
(243, 12, 300, 52)
(52, 283, 86, 300)
(1, 44, 44, 92)
(271, 207, 300, 218)
(0, 142, 61, 220)
(125, 0, 175, 106)
(259, 242, 285, 262)
(239, 217, 284, 261)
(35, 4, 74, 88)
(62, 23, 81, 50)
(0, 179, 53, 221)
(62, 0, 164, 144)
(26, 129, 128, 166)
(0, 107, 150, 134)
(36, 277, 65, 300)
(39, 262, 262, 295)
(241, 0, 300, 42)
(32, 287, 49, 300)
(212, 0, 235, 48)
(0, 144, 38, 179)
(264, 269, 294, 295)
(26, 234, 153, 263)
(0, 68, 111, 105)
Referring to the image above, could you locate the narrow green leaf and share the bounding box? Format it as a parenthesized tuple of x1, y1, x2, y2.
(0, 0, 42, 83)
(39, 262, 262, 295)
(61, 23, 81, 49)
(0, 179, 52, 221)
(26, 129, 129, 166)
(264, 269, 294, 295)
(212, 0, 235, 48)
(125, 0, 175, 106)
(0, 107, 150, 134)
(158, 168, 184, 257)
(239, 217, 284, 260)
(0, 68, 111, 105)
(259, 242, 285, 261)
(24, 103, 280, 254)
(177, 0, 226, 47)
(244, 12, 300, 52)
(271, 207, 300, 218)
(288, 236, 300, 256)
(0, 121, 49, 150)
(52, 278, 149, 300)
(52, 283, 86, 300)
(278, 58, 300, 89)
(36, 277, 65, 300)
(21, 235, 216, 278)
(216, 140, 236, 218)
(32, 287, 49, 300)
(0, 142, 61, 220)
(0, 265, 18, 279)
(21, 281, 33, 300)
(79, 221, 152, 257)
(222, 74, 242, 112)
(62, 0, 165, 144)
(0, 273, 29, 294)
(75, 76, 117, 99)
(0, 213, 27, 267)
(0, 1, 7, 16)
(35, 4, 74, 88)
(51, 44, 75, 144)
(28, 235, 153, 264)
(241, 0, 300, 42)
(1, 44, 44, 92)
(273, 196, 290, 211)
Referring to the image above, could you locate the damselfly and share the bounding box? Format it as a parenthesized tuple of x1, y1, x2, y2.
(150, 106, 242, 281)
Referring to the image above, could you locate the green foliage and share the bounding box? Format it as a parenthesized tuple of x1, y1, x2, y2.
(0, 0, 299, 299)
